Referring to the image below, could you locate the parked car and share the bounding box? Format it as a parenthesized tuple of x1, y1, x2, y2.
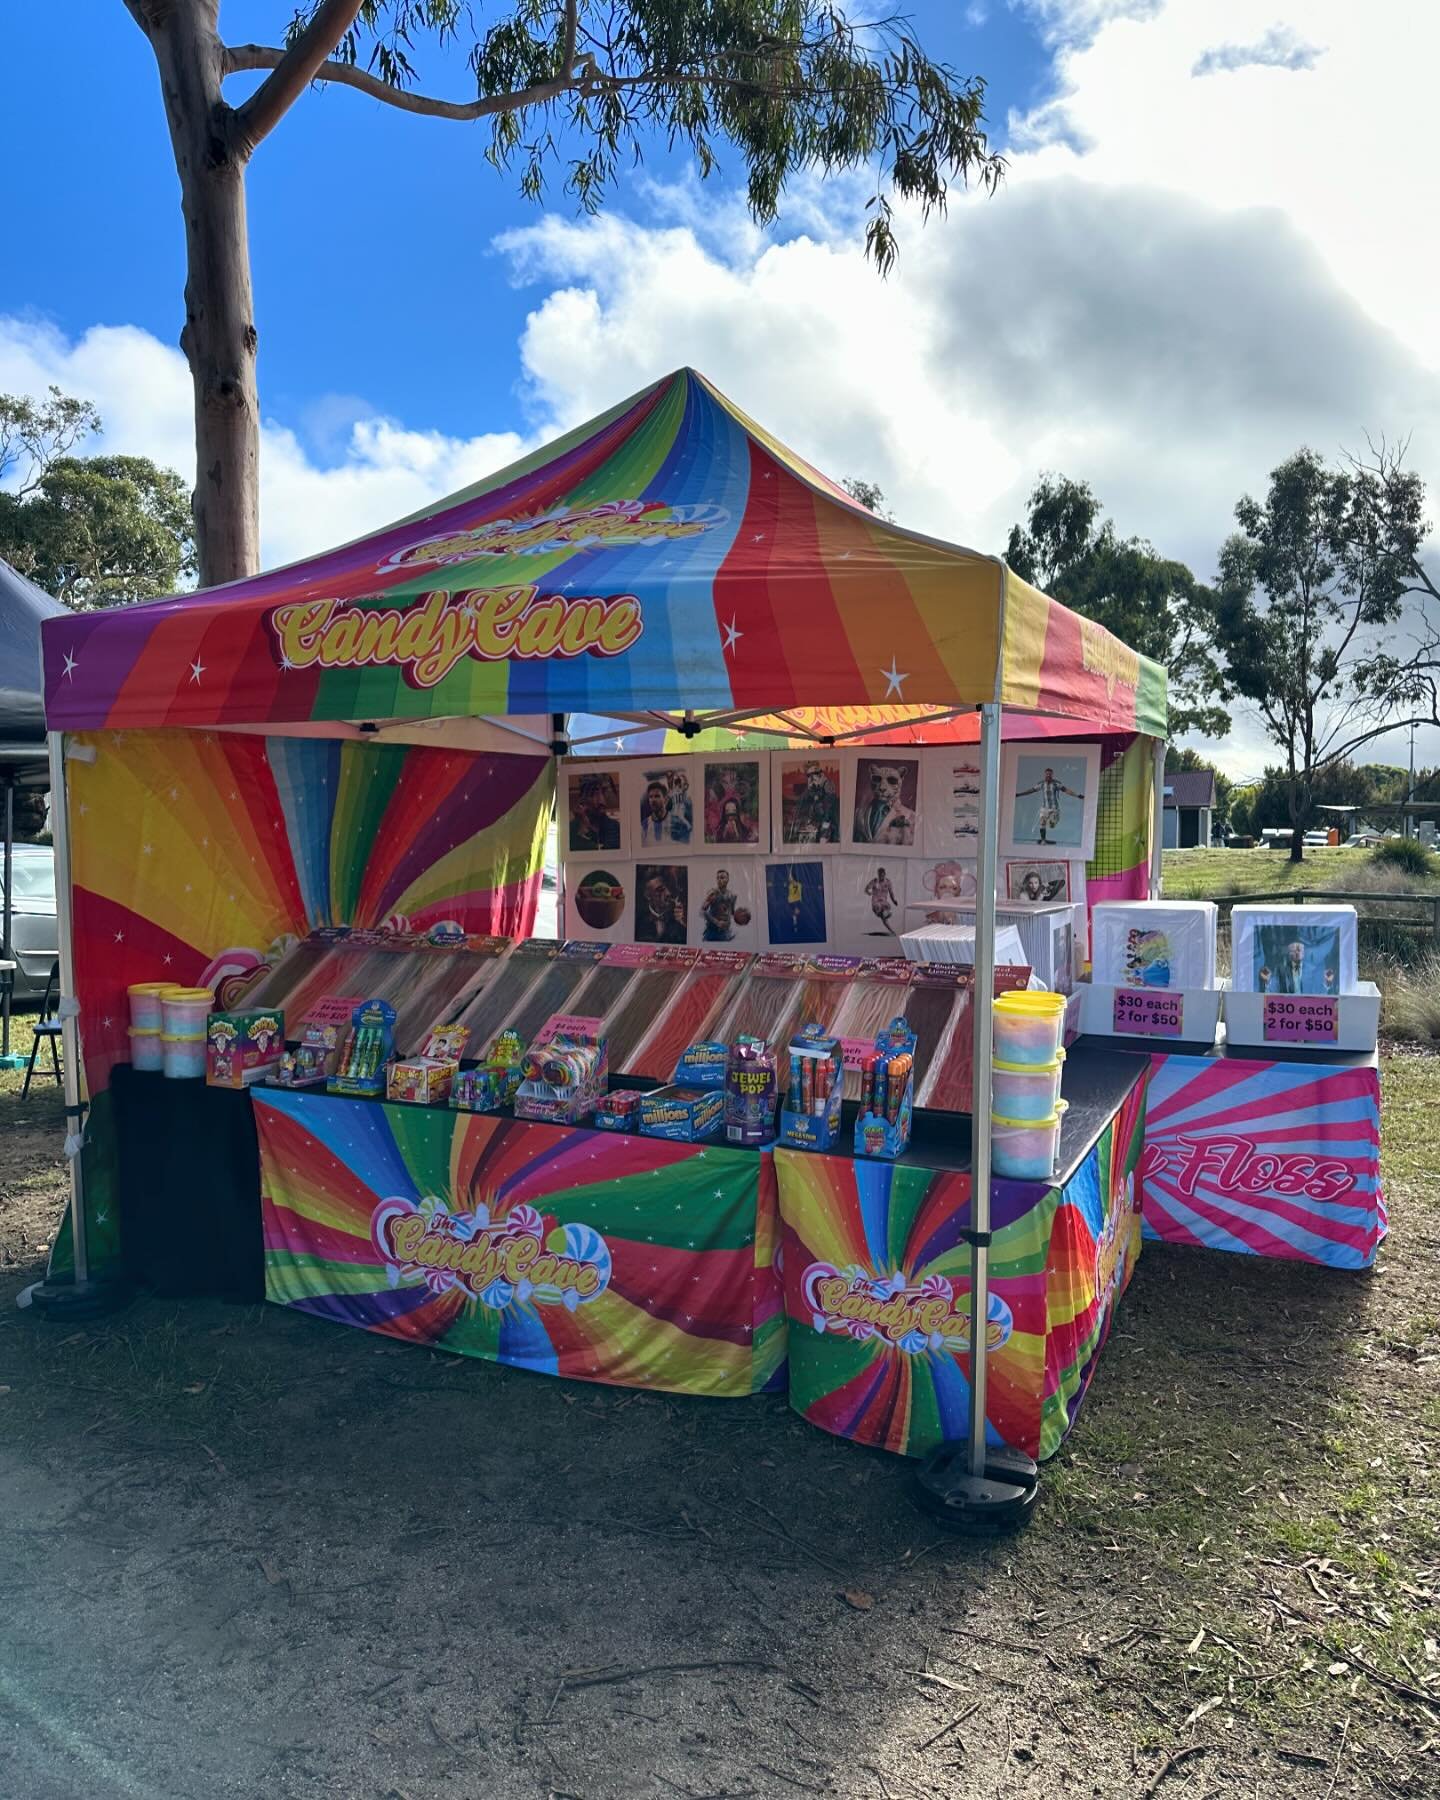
(1, 842, 58, 1003)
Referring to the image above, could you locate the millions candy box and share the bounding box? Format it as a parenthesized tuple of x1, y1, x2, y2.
(386, 1022, 471, 1106)
(328, 999, 396, 1096)
(726, 1037, 778, 1147)
(1089, 900, 1218, 991)
(854, 1017, 917, 1160)
(638, 1085, 726, 1143)
(205, 1008, 285, 1088)
(514, 1031, 607, 1123)
(780, 1024, 844, 1152)
(673, 1040, 728, 1088)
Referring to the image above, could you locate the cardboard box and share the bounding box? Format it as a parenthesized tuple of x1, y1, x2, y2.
(1090, 900, 1218, 991)
(206, 1008, 285, 1088)
(638, 1085, 725, 1143)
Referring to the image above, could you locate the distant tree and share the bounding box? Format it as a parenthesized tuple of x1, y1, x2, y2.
(1005, 475, 1230, 738)
(1165, 745, 1232, 832)
(0, 389, 195, 609)
(1233, 761, 1409, 836)
(118, 1, 1003, 587)
(842, 477, 894, 519)
(1214, 447, 1426, 862)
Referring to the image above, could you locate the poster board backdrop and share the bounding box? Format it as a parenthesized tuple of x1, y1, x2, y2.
(700, 755, 769, 849)
(689, 856, 762, 949)
(624, 755, 697, 852)
(50, 730, 552, 1279)
(257, 1090, 784, 1396)
(564, 863, 634, 943)
(847, 750, 923, 851)
(921, 747, 984, 857)
(564, 763, 627, 858)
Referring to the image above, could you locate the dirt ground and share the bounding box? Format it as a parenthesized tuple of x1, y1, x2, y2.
(0, 1030, 1435, 1800)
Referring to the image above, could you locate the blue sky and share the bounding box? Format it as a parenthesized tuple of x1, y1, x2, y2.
(1, 3, 1054, 452)
(3, 3, 1436, 775)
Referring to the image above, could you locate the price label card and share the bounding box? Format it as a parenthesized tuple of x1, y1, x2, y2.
(534, 1014, 605, 1046)
(1262, 995, 1338, 1045)
(302, 995, 365, 1030)
(1111, 988, 1184, 1038)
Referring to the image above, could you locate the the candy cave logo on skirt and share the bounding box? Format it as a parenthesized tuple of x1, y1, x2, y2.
(372, 1196, 612, 1312)
(800, 1263, 1013, 1356)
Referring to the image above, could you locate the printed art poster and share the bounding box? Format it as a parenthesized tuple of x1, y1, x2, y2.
(566, 765, 624, 856)
(850, 755, 920, 848)
(703, 759, 764, 847)
(634, 760, 695, 848)
(1253, 923, 1340, 996)
(1003, 744, 1100, 857)
(634, 863, 688, 944)
(834, 856, 905, 953)
(765, 860, 828, 947)
(566, 864, 631, 941)
(691, 858, 760, 949)
(776, 756, 842, 847)
(922, 750, 982, 856)
(1005, 859, 1071, 903)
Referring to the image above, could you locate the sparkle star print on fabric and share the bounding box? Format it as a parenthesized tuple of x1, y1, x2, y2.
(42, 371, 1165, 736)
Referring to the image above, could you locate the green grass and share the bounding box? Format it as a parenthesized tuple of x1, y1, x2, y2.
(1161, 844, 1440, 899)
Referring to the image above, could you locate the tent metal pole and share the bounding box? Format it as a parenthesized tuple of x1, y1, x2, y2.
(1151, 738, 1167, 896)
(2, 774, 12, 1061)
(967, 700, 1002, 1479)
(47, 730, 89, 1286)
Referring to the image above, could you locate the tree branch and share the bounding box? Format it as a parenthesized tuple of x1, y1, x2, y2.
(226, 1, 583, 129)
(230, 0, 367, 153)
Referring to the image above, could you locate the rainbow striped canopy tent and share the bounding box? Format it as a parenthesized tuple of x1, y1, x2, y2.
(42, 369, 1165, 741)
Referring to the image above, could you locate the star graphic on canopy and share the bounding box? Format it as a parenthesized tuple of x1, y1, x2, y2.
(189, 659, 206, 684)
(62, 650, 78, 680)
(881, 658, 908, 697)
(722, 618, 743, 653)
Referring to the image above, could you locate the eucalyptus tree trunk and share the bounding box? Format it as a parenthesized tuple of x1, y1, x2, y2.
(131, 1, 260, 588)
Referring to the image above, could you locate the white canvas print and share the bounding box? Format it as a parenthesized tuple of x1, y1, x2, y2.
(623, 755, 698, 852)
(920, 747, 984, 856)
(700, 755, 770, 851)
(833, 855, 907, 955)
(562, 862, 634, 943)
(1001, 743, 1101, 859)
(687, 857, 761, 950)
(907, 859, 980, 908)
(563, 763, 628, 859)
(772, 754, 843, 849)
(846, 750, 922, 852)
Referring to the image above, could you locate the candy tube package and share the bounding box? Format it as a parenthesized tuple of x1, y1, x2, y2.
(714, 955, 805, 1048)
(604, 963, 694, 1067)
(452, 942, 553, 1044)
(917, 966, 1032, 1112)
(725, 1038, 778, 1147)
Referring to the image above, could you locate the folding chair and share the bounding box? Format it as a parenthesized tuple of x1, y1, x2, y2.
(22, 961, 62, 1099)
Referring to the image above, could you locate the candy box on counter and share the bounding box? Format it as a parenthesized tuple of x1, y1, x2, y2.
(450, 1029, 524, 1114)
(514, 1032, 607, 1123)
(206, 1008, 285, 1088)
(386, 1023, 470, 1106)
(638, 1085, 726, 1143)
(672, 1040, 728, 1089)
(779, 1024, 844, 1152)
(725, 1037, 778, 1148)
(328, 998, 396, 1097)
(592, 1089, 648, 1133)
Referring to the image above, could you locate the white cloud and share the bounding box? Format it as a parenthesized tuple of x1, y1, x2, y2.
(0, 316, 527, 573)
(4, 0, 1439, 780)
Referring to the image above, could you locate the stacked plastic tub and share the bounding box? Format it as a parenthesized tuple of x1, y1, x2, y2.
(990, 992, 1068, 1178)
(128, 982, 212, 1078)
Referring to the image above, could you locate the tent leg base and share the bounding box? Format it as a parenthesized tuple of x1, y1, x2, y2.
(20, 1274, 130, 1321)
(910, 1443, 1041, 1536)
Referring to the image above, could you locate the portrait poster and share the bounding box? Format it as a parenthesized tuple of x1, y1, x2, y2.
(688, 857, 761, 950)
(773, 755, 843, 849)
(920, 749, 982, 857)
(847, 752, 921, 852)
(625, 756, 697, 851)
(563, 863, 633, 943)
(1252, 923, 1342, 996)
(702, 758, 767, 849)
(764, 860, 829, 949)
(833, 856, 906, 955)
(564, 763, 627, 858)
(1001, 743, 1100, 859)
(1003, 858, 1073, 903)
(634, 864, 690, 945)
(906, 859, 979, 910)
